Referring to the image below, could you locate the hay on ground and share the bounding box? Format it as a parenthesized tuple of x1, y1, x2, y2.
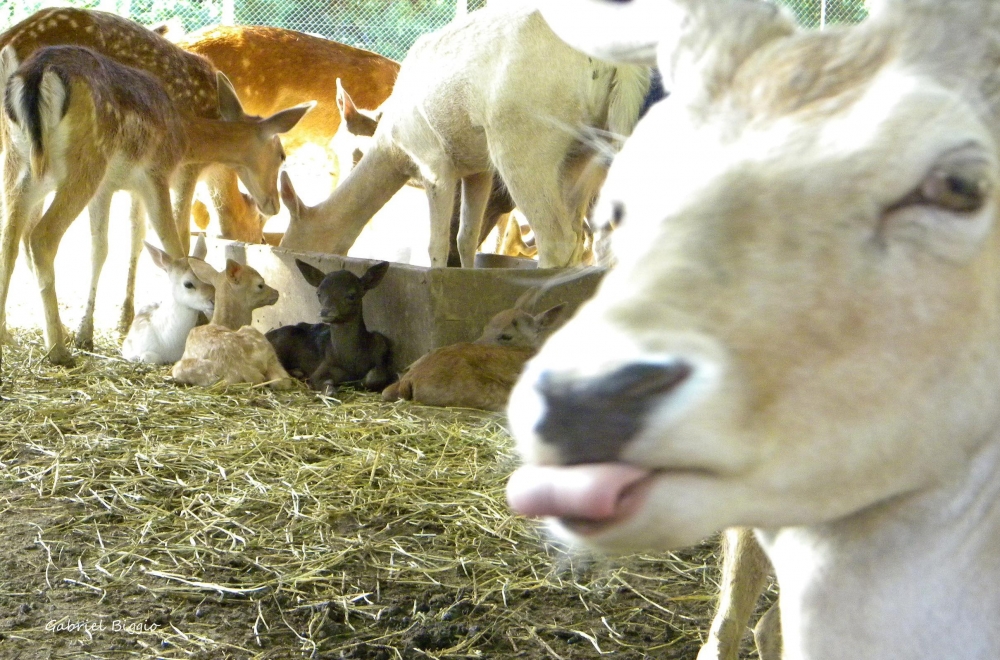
(0, 330, 756, 659)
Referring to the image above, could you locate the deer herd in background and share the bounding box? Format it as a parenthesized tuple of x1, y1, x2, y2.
(0, 5, 619, 396)
(0, 1, 989, 659)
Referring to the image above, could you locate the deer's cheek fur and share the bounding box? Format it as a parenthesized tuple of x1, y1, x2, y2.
(510, 74, 1000, 551)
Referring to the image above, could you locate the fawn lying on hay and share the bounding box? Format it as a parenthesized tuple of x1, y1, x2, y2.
(382, 291, 565, 412)
(122, 237, 214, 365)
(279, 4, 650, 268)
(172, 259, 290, 389)
(266, 258, 392, 394)
(506, 0, 1000, 658)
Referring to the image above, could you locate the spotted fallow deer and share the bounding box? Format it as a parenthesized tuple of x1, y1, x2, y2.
(0, 44, 308, 365)
(174, 24, 400, 243)
(279, 3, 650, 268)
(0, 8, 312, 346)
(505, 1, 1000, 659)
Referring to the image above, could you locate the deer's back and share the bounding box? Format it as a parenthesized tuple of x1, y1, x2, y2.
(0, 8, 218, 118)
(178, 25, 398, 154)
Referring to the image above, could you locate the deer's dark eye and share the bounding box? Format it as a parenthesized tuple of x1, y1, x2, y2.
(499, 333, 514, 343)
(184, 281, 195, 290)
(610, 200, 626, 228)
(890, 153, 992, 216)
(920, 167, 989, 213)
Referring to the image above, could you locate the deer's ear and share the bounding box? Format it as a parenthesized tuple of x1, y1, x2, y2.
(360, 261, 390, 291)
(144, 242, 172, 271)
(188, 258, 220, 285)
(534, 303, 568, 333)
(225, 259, 244, 284)
(216, 72, 246, 121)
(295, 259, 327, 288)
(191, 235, 208, 260)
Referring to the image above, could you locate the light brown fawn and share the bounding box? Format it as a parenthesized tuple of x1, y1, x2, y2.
(172, 259, 290, 389)
(382, 291, 566, 412)
(0, 8, 312, 345)
(0, 44, 307, 365)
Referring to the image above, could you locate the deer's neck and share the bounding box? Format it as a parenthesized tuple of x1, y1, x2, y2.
(152, 297, 202, 337)
(150, 297, 203, 358)
(327, 316, 368, 351)
(301, 140, 414, 253)
(760, 439, 1000, 660)
(210, 289, 254, 330)
(181, 116, 252, 167)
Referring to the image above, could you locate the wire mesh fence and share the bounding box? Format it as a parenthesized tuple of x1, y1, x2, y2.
(0, 0, 869, 62)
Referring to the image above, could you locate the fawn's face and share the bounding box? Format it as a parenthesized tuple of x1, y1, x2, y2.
(170, 260, 215, 315)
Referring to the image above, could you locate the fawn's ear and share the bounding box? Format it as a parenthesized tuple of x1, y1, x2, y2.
(144, 242, 172, 271)
(224, 259, 245, 285)
(534, 303, 568, 333)
(360, 261, 390, 291)
(188, 258, 220, 285)
(191, 234, 208, 260)
(295, 259, 327, 288)
(280, 171, 306, 223)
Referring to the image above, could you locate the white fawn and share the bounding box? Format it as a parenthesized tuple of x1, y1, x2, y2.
(0, 44, 309, 365)
(121, 238, 214, 365)
(172, 259, 290, 390)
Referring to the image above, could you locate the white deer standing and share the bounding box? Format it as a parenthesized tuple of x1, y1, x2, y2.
(279, 4, 650, 268)
(506, 1, 1000, 659)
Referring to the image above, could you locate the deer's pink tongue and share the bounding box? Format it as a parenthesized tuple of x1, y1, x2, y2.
(506, 464, 653, 521)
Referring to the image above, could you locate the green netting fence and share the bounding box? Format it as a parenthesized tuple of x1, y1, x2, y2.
(1, 0, 868, 62)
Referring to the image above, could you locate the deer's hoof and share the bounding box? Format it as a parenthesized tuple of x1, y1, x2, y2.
(48, 345, 75, 367)
(75, 329, 94, 351)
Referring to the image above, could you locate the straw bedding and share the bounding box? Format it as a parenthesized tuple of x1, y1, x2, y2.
(0, 330, 748, 659)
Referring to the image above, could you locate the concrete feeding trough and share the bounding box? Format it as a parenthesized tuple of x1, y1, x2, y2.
(204, 239, 606, 373)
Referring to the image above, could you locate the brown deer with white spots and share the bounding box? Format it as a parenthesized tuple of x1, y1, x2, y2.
(0, 44, 308, 365)
(506, 0, 1000, 658)
(174, 24, 400, 243)
(0, 8, 311, 348)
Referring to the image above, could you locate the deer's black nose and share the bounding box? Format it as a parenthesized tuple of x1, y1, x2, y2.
(534, 361, 692, 464)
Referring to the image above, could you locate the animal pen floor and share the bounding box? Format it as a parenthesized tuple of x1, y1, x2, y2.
(0, 198, 772, 659)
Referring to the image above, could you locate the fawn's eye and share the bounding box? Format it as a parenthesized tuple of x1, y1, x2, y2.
(499, 333, 513, 343)
(184, 281, 195, 289)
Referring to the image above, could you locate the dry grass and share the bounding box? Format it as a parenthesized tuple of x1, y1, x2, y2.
(0, 330, 723, 659)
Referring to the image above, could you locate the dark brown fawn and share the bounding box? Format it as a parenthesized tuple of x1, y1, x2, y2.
(265, 259, 392, 394)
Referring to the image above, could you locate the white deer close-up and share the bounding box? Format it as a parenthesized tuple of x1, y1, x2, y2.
(507, 0, 1000, 659)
